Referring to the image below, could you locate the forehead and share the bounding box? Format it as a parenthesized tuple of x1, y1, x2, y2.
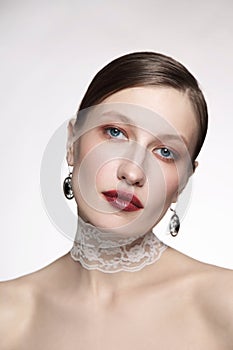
(103, 87, 196, 135)
(79, 87, 198, 155)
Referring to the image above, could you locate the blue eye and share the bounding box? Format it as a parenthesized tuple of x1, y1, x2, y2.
(105, 127, 127, 140)
(154, 148, 176, 161)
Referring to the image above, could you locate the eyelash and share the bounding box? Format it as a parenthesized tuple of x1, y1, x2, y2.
(153, 148, 178, 163)
(102, 126, 178, 162)
(103, 126, 128, 140)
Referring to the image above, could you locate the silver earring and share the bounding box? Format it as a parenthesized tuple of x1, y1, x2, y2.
(63, 168, 74, 200)
(169, 208, 180, 237)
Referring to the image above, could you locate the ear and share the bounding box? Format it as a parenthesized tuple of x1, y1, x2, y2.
(193, 160, 199, 173)
(171, 192, 179, 204)
(66, 118, 76, 166)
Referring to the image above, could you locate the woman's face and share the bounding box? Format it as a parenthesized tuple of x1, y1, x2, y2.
(67, 87, 198, 237)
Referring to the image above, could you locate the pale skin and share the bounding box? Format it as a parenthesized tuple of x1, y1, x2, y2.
(1, 87, 233, 350)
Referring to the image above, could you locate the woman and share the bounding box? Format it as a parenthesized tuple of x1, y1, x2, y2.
(1, 52, 233, 349)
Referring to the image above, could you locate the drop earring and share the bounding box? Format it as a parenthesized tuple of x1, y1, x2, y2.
(63, 167, 74, 200)
(169, 208, 180, 237)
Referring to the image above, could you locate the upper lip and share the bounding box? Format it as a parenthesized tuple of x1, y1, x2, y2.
(102, 190, 144, 209)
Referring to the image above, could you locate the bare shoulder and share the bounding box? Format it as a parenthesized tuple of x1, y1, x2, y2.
(197, 263, 233, 335)
(0, 275, 36, 349)
(0, 254, 70, 349)
(169, 249, 233, 343)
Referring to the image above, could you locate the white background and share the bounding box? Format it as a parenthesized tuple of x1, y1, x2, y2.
(1, 0, 233, 280)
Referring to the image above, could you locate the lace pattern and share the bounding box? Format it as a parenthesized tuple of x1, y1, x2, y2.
(70, 217, 167, 273)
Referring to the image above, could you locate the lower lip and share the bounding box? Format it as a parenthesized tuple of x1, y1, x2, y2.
(103, 194, 142, 212)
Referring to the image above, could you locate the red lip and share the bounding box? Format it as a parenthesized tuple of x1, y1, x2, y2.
(102, 190, 143, 212)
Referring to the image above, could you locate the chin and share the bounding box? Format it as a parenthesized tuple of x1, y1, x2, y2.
(82, 209, 152, 238)
(82, 212, 128, 229)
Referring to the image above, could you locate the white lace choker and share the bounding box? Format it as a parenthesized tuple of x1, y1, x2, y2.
(70, 217, 167, 273)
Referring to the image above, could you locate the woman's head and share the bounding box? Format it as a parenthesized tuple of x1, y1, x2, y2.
(67, 52, 208, 235)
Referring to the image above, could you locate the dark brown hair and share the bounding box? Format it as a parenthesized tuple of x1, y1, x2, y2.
(77, 52, 208, 162)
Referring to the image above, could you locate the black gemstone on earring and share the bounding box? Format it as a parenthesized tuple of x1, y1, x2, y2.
(63, 175, 74, 200)
(169, 210, 180, 237)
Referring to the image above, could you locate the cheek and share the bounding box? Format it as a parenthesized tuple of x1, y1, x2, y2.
(72, 144, 126, 214)
(165, 165, 179, 189)
(96, 162, 118, 189)
(76, 143, 120, 191)
(75, 132, 101, 163)
(146, 163, 180, 211)
(162, 161, 190, 205)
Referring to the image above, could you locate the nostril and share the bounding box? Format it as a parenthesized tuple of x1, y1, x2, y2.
(135, 181, 143, 187)
(118, 163, 145, 187)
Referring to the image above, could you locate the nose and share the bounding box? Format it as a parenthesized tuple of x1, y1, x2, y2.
(117, 160, 146, 187)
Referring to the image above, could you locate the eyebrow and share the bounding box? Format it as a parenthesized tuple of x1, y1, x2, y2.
(155, 133, 189, 148)
(99, 110, 189, 148)
(100, 111, 134, 124)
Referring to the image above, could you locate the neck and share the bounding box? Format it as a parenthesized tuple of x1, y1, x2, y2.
(70, 259, 147, 299)
(70, 216, 167, 274)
